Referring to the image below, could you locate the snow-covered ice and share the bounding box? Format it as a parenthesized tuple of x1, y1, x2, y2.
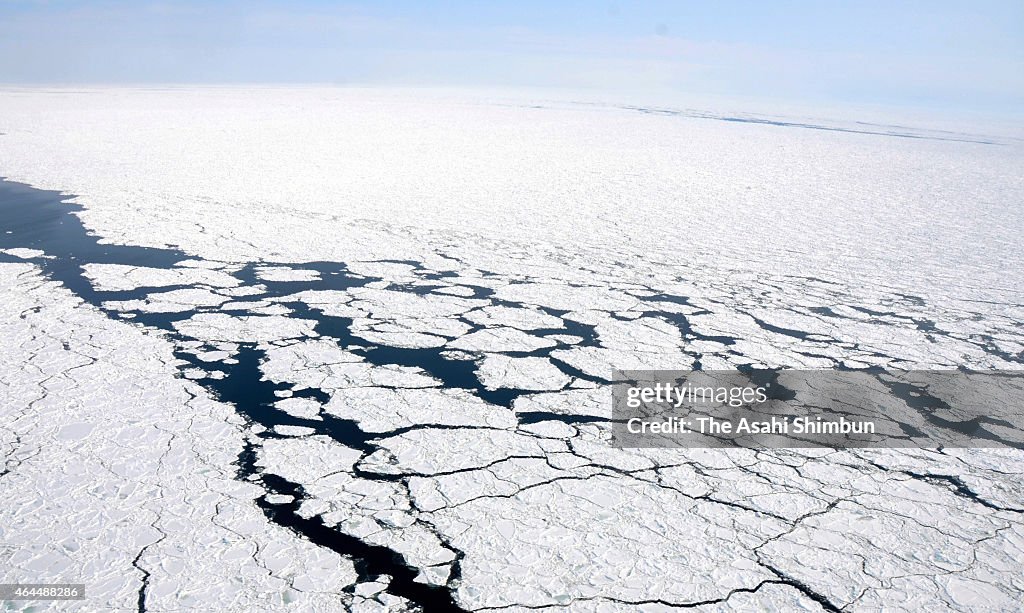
(1, 87, 1022, 612)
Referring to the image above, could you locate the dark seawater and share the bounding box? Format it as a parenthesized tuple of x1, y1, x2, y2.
(1, 177, 593, 611)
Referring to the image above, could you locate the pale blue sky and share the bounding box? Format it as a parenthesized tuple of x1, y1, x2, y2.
(1, 1, 1021, 112)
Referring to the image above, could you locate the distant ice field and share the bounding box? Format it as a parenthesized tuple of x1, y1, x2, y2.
(0, 87, 1021, 301)
(1, 88, 1023, 611)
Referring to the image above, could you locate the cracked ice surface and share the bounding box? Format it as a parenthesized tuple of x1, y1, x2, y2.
(0, 264, 359, 610)
(84, 263, 241, 291)
(1, 87, 1023, 612)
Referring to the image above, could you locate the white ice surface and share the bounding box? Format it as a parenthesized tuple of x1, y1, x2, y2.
(0, 263, 358, 610)
(1, 87, 1023, 612)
